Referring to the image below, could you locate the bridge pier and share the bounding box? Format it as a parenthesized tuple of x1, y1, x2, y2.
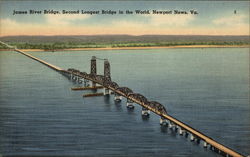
(84, 79, 90, 87)
(168, 121, 173, 129)
(170, 122, 177, 132)
(160, 117, 168, 126)
(174, 125, 178, 132)
(78, 78, 83, 84)
(190, 134, 195, 141)
(196, 138, 201, 144)
(141, 107, 150, 117)
(210, 145, 214, 151)
(90, 81, 97, 88)
(126, 99, 134, 109)
(114, 93, 122, 102)
(103, 88, 110, 96)
(213, 147, 219, 153)
(71, 74, 75, 81)
(91, 81, 96, 87)
(76, 76, 79, 82)
(73, 75, 78, 81)
(179, 127, 184, 135)
(203, 141, 208, 148)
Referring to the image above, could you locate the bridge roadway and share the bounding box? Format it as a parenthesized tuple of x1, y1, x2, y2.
(1, 42, 246, 157)
(15, 49, 63, 71)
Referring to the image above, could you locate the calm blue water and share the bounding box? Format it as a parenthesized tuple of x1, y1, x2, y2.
(0, 48, 249, 157)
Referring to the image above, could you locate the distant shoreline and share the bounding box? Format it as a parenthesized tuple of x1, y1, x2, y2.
(0, 45, 249, 52)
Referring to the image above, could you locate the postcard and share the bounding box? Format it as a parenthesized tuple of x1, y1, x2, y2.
(0, 1, 249, 157)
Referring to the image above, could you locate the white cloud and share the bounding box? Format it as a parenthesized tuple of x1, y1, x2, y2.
(45, 14, 90, 26)
(0, 18, 27, 36)
(110, 13, 196, 33)
(0, 18, 17, 26)
(211, 15, 249, 35)
(213, 15, 248, 26)
(0, 15, 91, 36)
(0, 13, 249, 36)
(145, 14, 195, 27)
(111, 20, 143, 29)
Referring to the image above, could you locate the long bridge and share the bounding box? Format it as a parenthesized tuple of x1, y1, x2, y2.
(0, 41, 248, 157)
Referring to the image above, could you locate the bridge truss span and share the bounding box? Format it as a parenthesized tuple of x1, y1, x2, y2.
(149, 101, 167, 115)
(128, 93, 148, 105)
(116, 87, 133, 96)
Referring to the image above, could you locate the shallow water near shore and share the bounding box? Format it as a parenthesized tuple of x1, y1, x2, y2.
(0, 48, 249, 157)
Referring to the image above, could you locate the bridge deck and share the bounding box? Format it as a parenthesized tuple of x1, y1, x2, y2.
(0, 41, 245, 157)
(14, 49, 63, 71)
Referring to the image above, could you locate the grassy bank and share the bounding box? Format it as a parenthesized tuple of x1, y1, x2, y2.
(0, 41, 249, 51)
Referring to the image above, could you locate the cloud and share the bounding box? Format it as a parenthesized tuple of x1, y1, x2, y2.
(0, 14, 90, 36)
(0, 18, 33, 36)
(0, 13, 249, 36)
(146, 14, 195, 27)
(111, 20, 144, 29)
(211, 14, 249, 35)
(213, 15, 247, 26)
(45, 14, 90, 26)
(109, 13, 196, 35)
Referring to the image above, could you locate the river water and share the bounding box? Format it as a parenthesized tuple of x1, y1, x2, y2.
(0, 48, 249, 157)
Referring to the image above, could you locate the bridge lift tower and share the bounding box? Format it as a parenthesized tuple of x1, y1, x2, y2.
(90, 56, 112, 95)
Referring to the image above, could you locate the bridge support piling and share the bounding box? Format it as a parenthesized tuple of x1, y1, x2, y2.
(84, 79, 90, 87)
(190, 134, 195, 141)
(103, 88, 110, 96)
(91, 81, 97, 88)
(196, 138, 201, 144)
(114, 93, 122, 102)
(174, 125, 178, 132)
(203, 141, 208, 148)
(141, 107, 150, 117)
(78, 78, 83, 84)
(160, 117, 168, 126)
(170, 123, 177, 131)
(179, 127, 183, 135)
(72, 75, 77, 81)
(91, 81, 96, 87)
(168, 121, 173, 129)
(126, 99, 134, 109)
(210, 145, 215, 151)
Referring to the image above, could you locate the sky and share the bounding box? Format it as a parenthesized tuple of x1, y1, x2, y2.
(0, 1, 249, 36)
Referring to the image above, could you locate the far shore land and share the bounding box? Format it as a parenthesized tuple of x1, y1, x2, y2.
(0, 45, 249, 52)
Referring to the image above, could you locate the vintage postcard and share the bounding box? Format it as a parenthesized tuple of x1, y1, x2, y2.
(0, 0, 249, 157)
